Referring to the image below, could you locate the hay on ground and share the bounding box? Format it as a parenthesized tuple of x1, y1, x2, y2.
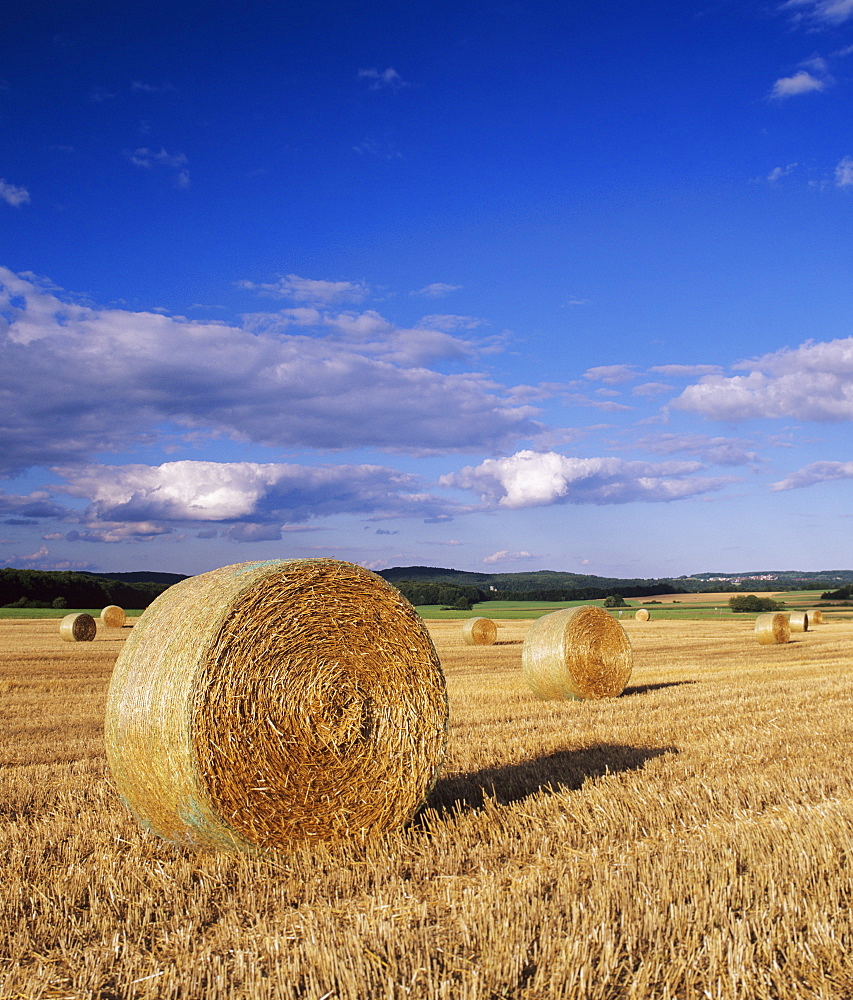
(59, 613, 96, 643)
(755, 612, 790, 645)
(810, 609, 824, 625)
(788, 611, 809, 632)
(635, 608, 651, 621)
(104, 558, 448, 854)
(522, 605, 632, 700)
(100, 605, 126, 628)
(462, 617, 497, 645)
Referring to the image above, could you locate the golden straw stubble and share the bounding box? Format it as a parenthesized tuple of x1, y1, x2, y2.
(104, 559, 448, 853)
(59, 612, 96, 642)
(522, 605, 632, 700)
(754, 612, 791, 645)
(462, 617, 497, 645)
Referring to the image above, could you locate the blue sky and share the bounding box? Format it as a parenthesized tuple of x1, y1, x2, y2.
(2, 0, 853, 579)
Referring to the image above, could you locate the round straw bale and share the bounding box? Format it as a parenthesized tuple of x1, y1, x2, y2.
(100, 605, 126, 628)
(462, 616, 497, 645)
(59, 612, 96, 642)
(635, 608, 651, 621)
(755, 612, 790, 645)
(104, 558, 448, 853)
(810, 609, 824, 625)
(522, 606, 632, 700)
(787, 611, 809, 632)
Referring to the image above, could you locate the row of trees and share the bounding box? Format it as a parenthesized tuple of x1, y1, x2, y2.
(728, 595, 786, 613)
(0, 569, 174, 610)
(392, 581, 672, 608)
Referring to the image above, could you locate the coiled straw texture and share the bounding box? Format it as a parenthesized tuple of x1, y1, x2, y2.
(462, 617, 497, 645)
(811, 609, 824, 625)
(105, 558, 448, 854)
(787, 611, 809, 632)
(522, 605, 632, 700)
(755, 612, 790, 645)
(100, 605, 126, 628)
(635, 608, 651, 621)
(59, 613, 96, 642)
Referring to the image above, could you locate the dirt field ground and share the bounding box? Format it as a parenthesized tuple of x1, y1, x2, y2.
(1, 615, 852, 999)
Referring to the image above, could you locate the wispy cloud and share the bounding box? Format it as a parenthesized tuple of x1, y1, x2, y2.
(780, 0, 853, 26)
(583, 365, 638, 384)
(358, 67, 408, 90)
(767, 162, 798, 183)
(0, 179, 30, 207)
(412, 283, 463, 298)
(131, 80, 175, 94)
(771, 460, 853, 490)
(835, 156, 853, 186)
(637, 433, 762, 467)
(126, 147, 190, 188)
(237, 272, 371, 305)
(441, 450, 732, 509)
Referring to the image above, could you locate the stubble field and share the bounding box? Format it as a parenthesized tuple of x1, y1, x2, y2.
(1, 614, 852, 999)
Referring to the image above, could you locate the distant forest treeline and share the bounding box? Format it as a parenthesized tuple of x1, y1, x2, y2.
(390, 580, 681, 608)
(0, 569, 185, 609)
(4, 564, 853, 612)
(378, 565, 853, 601)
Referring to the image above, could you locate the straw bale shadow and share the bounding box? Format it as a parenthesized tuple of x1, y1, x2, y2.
(420, 743, 677, 818)
(495, 639, 522, 645)
(623, 680, 697, 697)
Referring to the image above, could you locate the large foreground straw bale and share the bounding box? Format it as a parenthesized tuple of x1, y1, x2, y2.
(105, 559, 448, 853)
(635, 608, 651, 621)
(755, 612, 790, 645)
(788, 611, 809, 632)
(59, 613, 96, 642)
(522, 606, 632, 700)
(462, 617, 497, 645)
(811, 609, 824, 625)
(100, 605, 126, 628)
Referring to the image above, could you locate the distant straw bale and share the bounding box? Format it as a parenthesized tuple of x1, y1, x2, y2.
(522, 605, 632, 700)
(788, 611, 809, 632)
(755, 612, 790, 645)
(59, 613, 96, 643)
(811, 609, 824, 625)
(100, 605, 126, 628)
(104, 558, 448, 853)
(635, 608, 651, 621)
(462, 617, 497, 645)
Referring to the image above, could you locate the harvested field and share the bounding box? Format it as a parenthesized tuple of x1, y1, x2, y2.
(1, 616, 853, 999)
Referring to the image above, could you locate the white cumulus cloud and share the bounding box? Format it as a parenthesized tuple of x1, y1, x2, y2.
(52, 460, 458, 530)
(671, 337, 853, 422)
(770, 70, 827, 98)
(441, 450, 731, 508)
